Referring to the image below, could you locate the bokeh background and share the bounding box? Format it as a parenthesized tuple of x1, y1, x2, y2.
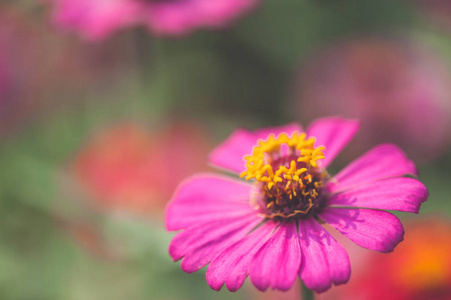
(1, 0, 451, 299)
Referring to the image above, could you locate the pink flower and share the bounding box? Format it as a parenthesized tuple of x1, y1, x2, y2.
(50, 0, 140, 40)
(49, 0, 259, 40)
(165, 117, 428, 293)
(294, 38, 451, 164)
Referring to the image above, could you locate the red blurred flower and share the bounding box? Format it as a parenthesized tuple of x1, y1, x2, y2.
(294, 37, 451, 163)
(329, 218, 451, 300)
(72, 122, 211, 215)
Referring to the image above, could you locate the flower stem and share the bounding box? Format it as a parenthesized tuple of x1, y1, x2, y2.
(301, 280, 315, 300)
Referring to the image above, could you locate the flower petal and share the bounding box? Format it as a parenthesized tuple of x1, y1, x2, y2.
(319, 208, 404, 253)
(298, 217, 351, 293)
(165, 174, 254, 231)
(170, 213, 262, 273)
(209, 123, 303, 174)
(328, 144, 418, 193)
(326, 177, 429, 213)
(249, 221, 301, 291)
(306, 117, 360, 168)
(206, 221, 278, 292)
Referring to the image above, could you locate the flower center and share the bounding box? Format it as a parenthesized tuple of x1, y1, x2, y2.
(241, 132, 327, 220)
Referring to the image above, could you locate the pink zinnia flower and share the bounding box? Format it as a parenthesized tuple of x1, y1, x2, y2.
(294, 38, 451, 164)
(49, 0, 259, 40)
(165, 117, 428, 293)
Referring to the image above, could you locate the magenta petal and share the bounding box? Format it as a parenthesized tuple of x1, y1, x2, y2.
(170, 213, 262, 273)
(209, 123, 303, 174)
(249, 222, 301, 291)
(206, 221, 278, 292)
(319, 208, 404, 253)
(165, 174, 254, 231)
(328, 144, 418, 193)
(327, 177, 428, 213)
(298, 217, 351, 293)
(306, 117, 360, 168)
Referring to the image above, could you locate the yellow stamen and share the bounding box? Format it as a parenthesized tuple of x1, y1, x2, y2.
(240, 132, 325, 191)
(242, 131, 326, 219)
(267, 182, 275, 190)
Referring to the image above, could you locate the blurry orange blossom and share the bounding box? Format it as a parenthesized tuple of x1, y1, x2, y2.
(327, 218, 451, 300)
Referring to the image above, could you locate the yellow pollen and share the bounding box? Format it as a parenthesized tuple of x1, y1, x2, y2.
(242, 132, 327, 219)
(240, 132, 325, 189)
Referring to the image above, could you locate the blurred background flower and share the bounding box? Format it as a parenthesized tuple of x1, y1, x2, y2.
(71, 121, 211, 215)
(293, 37, 451, 164)
(1, 0, 451, 299)
(48, 0, 260, 40)
(0, 5, 131, 137)
(324, 218, 451, 300)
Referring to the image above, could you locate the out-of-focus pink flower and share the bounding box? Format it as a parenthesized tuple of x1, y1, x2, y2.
(72, 122, 211, 215)
(0, 6, 132, 137)
(165, 117, 428, 293)
(294, 38, 451, 163)
(50, 0, 140, 40)
(49, 0, 259, 40)
(142, 0, 258, 36)
(326, 218, 451, 300)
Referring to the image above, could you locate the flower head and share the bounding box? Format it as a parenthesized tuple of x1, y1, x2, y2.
(165, 117, 428, 293)
(49, 0, 259, 40)
(241, 132, 327, 219)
